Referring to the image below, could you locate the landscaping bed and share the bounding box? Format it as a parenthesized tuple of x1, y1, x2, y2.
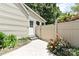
(0, 32, 31, 56)
(47, 38, 79, 56)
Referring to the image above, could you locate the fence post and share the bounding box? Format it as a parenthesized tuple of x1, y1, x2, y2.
(55, 19, 58, 40)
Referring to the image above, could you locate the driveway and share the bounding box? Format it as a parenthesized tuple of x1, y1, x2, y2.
(2, 39, 54, 56)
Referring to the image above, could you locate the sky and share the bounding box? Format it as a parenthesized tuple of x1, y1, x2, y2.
(57, 3, 75, 13)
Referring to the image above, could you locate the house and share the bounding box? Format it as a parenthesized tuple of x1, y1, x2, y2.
(0, 3, 46, 38)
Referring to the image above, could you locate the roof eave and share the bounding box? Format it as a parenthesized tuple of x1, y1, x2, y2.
(23, 4, 47, 22)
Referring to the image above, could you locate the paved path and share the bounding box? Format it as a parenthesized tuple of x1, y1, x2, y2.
(2, 39, 54, 56)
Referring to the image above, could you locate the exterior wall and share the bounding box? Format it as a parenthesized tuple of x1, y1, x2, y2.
(36, 20, 79, 47)
(26, 7, 46, 37)
(27, 8, 45, 23)
(0, 3, 28, 38)
(28, 16, 36, 37)
(36, 24, 55, 42)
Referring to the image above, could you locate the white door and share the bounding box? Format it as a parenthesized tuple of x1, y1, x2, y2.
(28, 21, 35, 37)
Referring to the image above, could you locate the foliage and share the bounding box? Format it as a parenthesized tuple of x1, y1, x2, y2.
(19, 37, 30, 41)
(2, 34, 17, 48)
(47, 38, 72, 56)
(0, 32, 30, 50)
(71, 4, 79, 12)
(57, 4, 79, 23)
(47, 38, 79, 56)
(0, 32, 6, 48)
(26, 3, 61, 24)
(57, 13, 76, 23)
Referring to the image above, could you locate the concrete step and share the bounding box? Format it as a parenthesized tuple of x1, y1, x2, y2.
(30, 36, 38, 40)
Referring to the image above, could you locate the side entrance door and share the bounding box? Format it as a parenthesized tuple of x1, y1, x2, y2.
(28, 20, 35, 37)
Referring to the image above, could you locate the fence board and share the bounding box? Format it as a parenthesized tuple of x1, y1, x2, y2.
(36, 20, 79, 47)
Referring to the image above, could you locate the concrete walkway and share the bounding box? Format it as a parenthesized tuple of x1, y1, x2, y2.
(2, 39, 54, 56)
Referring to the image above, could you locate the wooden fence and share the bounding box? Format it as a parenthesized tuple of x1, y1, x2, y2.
(35, 24, 55, 42)
(35, 20, 79, 47)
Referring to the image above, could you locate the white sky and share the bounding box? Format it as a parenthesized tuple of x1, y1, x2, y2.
(57, 3, 75, 13)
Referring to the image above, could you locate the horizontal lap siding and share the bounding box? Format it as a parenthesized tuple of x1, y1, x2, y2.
(27, 9, 43, 22)
(0, 3, 28, 38)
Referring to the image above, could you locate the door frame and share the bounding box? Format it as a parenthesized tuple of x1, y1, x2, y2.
(28, 17, 36, 37)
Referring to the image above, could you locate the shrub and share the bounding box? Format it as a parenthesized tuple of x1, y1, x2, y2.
(47, 38, 79, 56)
(47, 38, 72, 56)
(0, 32, 6, 48)
(3, 34, 17, 48)
(57, 13, 76, 23)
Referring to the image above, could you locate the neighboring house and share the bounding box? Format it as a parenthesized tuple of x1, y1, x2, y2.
(0, 3, 46, 38)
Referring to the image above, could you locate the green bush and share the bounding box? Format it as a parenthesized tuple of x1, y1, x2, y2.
(47, 39, 73, 56)
(0, 32, 6, 48)
(57, 13, 75, 23)
(3, 34, 17, 48)
(47, 38, 79, 56)
(0, 32, 29, 49)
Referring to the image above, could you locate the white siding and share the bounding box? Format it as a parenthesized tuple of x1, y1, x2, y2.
(27, 8, 44, 22)
(0, 3, 28, 37)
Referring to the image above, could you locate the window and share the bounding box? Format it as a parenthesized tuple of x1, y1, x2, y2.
(42, 23, 44, 25)
(36, 21, 40, 25)
(30, 21, 33, 27)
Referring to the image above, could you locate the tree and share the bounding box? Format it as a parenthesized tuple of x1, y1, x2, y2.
(26, 3, 61, 24)
(57, 13, 72, 23)
(71, 4, 79, 14)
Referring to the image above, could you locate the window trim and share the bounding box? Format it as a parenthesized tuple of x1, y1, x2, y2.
(30, 21, 33, 27)
(36, 21, 40, 26)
